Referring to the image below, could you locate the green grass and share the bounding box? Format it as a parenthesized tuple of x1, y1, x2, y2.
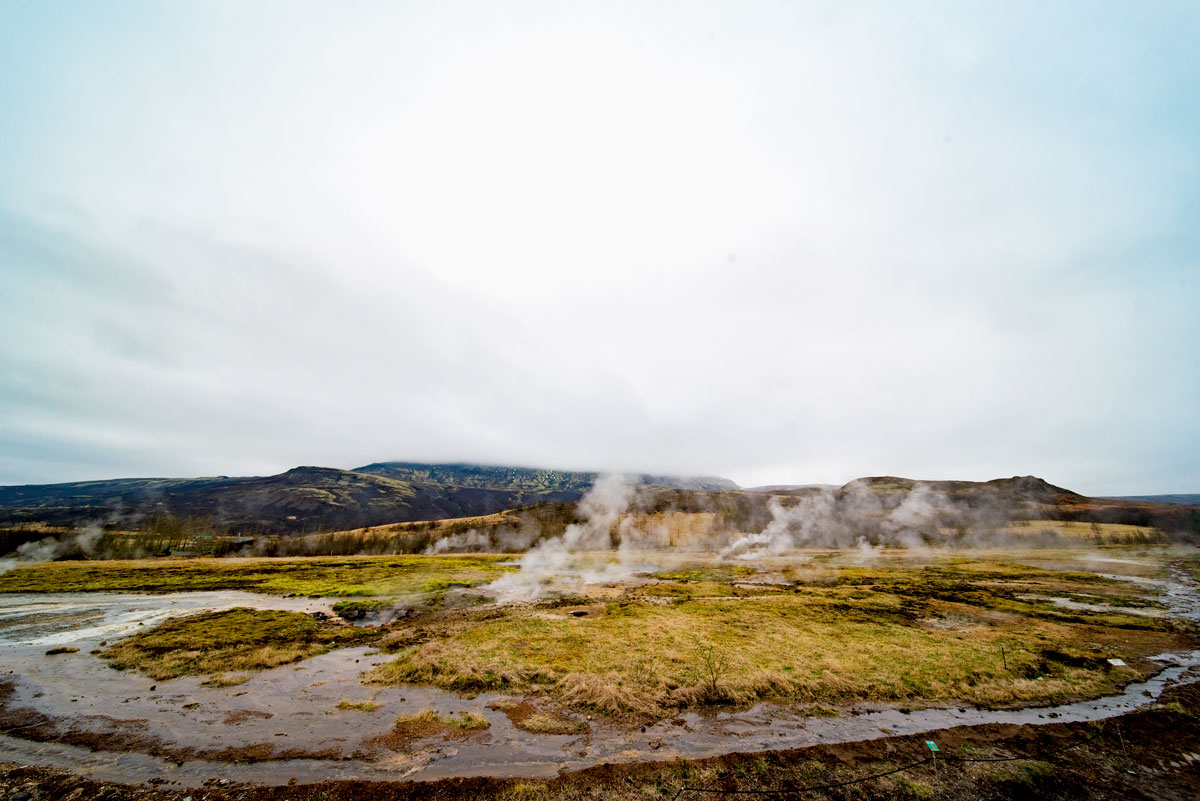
(368, 587, 1161, 717)
(0, 554, 515, 600)
(337, 699, 382, 712)
(332, 599, 390, 617)
(366, 555, 1187, 719)
(394, 709, 490, 730)
(99, 607, 380, 680)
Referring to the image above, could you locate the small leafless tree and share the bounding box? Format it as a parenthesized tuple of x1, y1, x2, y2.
(695, 640, 728, 696)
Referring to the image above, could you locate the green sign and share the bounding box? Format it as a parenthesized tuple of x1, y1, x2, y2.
(925, 740, 939, 752)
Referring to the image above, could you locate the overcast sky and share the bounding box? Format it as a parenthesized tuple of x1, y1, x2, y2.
(1, 1, 1197, 494)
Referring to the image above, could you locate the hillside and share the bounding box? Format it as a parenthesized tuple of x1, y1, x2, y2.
(0, 462, 738, 535)
(1, 465, 1195, 545)
(1102, 494, 1200, 506)
(295, 474, 1199, 556)
(353, 462, 738, 493)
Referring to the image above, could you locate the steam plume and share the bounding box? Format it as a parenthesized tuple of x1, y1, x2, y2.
(485, 474, 650, 602)
(0, 525, 105, 574)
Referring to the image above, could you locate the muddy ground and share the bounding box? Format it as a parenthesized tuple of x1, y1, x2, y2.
(2, 681, 1199, 801)
(3, 549, 1198, 798)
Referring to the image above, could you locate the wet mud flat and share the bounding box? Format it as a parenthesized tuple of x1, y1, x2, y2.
(4, 679, 1200, 801)
(0, 549, 1198, 793)
(0, 575, 1197, 790)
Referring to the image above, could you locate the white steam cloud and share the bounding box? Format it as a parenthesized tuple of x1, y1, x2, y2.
(0, 525, 105, 575)
(423, 528, 489, 555)
(485, 474, 659, 603)
(477, 477, 1056, 603)
(719, 482, 985, 560)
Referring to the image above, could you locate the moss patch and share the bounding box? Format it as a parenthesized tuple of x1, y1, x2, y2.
(368, 709, 490, 752)
(336, 699, 381, 712)
(99, 607, 380, 681)
(367, 555, 1189, 719)
(0, 554, 514, 601)
(332, 599, 390, 619)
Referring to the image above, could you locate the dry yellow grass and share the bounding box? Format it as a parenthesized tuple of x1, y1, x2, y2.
(1004, 520, 1163, 542)
(99, 608, 379, 681)
(200, 672, 251, 688)
(368, 555, 1188, 719)
(395, 708, 490, 730)
(337, 699, 382, 712)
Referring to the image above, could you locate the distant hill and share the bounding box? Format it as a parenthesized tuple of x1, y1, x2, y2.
(353, 462, 739, 494)
(1101, 494, 1200, 506)
(0, 462, 738, 534)
(744, 484, 839, 493)
(1, 465, 1195, 542)
(319, 474, 1200, 555)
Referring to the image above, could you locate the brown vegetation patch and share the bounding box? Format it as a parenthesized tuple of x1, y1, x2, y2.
(98, 607, 379, 681)
(486, 700, 588, 735)
(366, 709, 491, 753)
(224, 709, 274, 725)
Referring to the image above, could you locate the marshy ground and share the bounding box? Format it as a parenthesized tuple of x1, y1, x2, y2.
(0, 546, 1197, 797)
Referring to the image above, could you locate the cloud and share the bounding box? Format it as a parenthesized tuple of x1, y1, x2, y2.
(0, 1, 1197, 493)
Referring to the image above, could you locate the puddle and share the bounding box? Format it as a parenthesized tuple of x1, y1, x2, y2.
(1015, 594, 1165, 617)
(1, 565, 1198, 788)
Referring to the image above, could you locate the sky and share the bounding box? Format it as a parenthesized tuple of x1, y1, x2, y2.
(1, 1, 1197, 495)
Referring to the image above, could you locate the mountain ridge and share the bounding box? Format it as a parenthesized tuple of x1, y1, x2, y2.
(0, 465, 1193, 539)
(0, 461, 738, 534)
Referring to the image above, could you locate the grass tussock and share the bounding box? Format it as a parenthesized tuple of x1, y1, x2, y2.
(487, 700, 589, 734)
(99, 607, 379, 681)
(367, 552, 1189, 720)
(331, 599, 390, 619)
(200, 672, 251, 688)
(336, 699, 382, 712)
(395, 708, 490, 730)
(369, 591, 1147, 717)
(517, 710, 588, 735)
